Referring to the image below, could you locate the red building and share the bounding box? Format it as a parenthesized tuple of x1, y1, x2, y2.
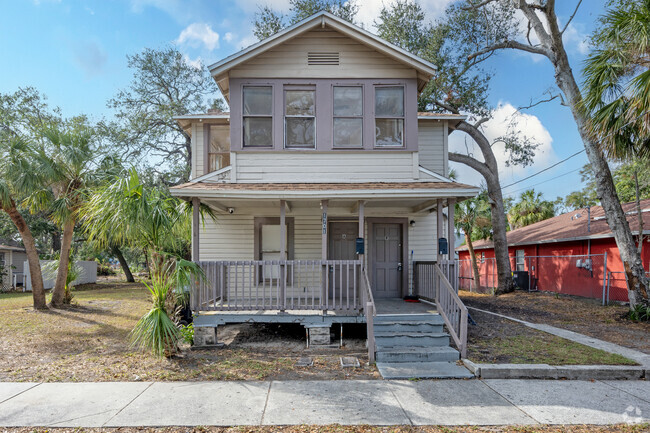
(456, 199, 650, 303)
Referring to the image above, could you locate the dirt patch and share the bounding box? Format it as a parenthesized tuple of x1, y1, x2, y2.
(460, 290, 650, 354)
(466, 309, 636, 365)
(1, 424, 648, 433)
(0, 282, 378, 382)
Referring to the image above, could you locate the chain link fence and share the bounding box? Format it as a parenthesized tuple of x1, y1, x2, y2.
(457, 253, 629, 304)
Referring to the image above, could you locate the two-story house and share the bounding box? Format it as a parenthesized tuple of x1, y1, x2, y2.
(170, 12, 479, 379)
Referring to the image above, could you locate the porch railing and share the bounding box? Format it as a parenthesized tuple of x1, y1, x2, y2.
(414, 260, 457, 300)
(360, 266, 376, 363)
(433, 263, 468, 358)
(192, 259, 363, 312)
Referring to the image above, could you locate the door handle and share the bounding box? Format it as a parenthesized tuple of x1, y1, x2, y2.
(397, 262, 403, 272)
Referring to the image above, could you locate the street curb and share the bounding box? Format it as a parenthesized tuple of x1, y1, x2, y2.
(461, 359, 647, 380)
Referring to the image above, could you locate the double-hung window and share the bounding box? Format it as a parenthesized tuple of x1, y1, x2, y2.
(374, 86, 404, 147)
(515, 250, 525, 272)
(208, 125, 230, 171)
(285, 88, 316, 148)
(333, 86, 363, 148)
(243, 86, 273, 147)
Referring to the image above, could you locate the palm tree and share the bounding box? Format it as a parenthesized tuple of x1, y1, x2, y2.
(0, 137, 47, 309)
(508, 190, 556, 230)
(27, 122, 107, 307)
(455, 193, 492, 292)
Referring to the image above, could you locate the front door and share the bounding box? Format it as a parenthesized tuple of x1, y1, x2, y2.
(328, 222, 357, 298)
(372, 223, 403, 298)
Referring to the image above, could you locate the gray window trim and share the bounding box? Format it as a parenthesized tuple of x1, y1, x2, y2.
(332, 84, 364, 149)
(283, 86, 317, 149)
(373, 85, 405, 149)
(242, 85, 274, 148)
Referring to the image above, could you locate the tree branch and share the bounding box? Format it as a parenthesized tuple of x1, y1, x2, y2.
(468, 40, 551, 61)
(461, 0, 497, 10)
(448, 152, 493, 179)
(560, 0, 584, 35)
(518, 92, 565, 110)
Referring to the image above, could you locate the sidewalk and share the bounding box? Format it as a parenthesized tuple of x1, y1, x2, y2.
(1, 379, 649, 427)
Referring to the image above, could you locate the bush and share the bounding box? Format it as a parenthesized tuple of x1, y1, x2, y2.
(179, 323, 194, 345)
(97, 262, 116, 276)
(628, 304, 650, 322)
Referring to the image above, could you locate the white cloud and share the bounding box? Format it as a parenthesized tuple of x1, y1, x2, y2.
(449, 103, 556, 191)
(224, 32, 234, 43)
(182, 54, 203, 69)
(563, 23, 590, 55)
(355, 0, 454, 30)
(177, 23, 220, 50)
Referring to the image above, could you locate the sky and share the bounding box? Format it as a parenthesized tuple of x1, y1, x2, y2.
(0, 0, 608, 203)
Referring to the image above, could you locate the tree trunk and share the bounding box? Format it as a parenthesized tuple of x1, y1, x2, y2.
(466, 235, 481, 292)
(635, 170, 643, 256)
(51, 230, 61, 254)
(4, 202, 47, 310)
(112, 245, 135, 283)
(50, 218, 75, 308)
(451, 122, 515, 295)
(547, 21, 649, 308)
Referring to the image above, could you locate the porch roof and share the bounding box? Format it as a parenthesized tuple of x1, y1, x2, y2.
(170, 181, 479, 200)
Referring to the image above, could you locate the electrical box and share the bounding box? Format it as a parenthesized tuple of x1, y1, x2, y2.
(356, 237, 364, 255)
(438, 237, 448, 255)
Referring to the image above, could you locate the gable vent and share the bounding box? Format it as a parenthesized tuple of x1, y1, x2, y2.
(308, 52, 340, 66)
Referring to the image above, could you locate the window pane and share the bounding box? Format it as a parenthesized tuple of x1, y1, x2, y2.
(286, 118, 315, 148)
(243, 86, 272, 115)
(285, 90, 315, 116)
(243, 117, 273, 147)
(334, 118, 362, 148)
(375, 87, 404, 117)
(375, 118, 404, 147)
(209, 153, 231, 171)
(334, 86, 362, 116)
(209, 126, 230, 153)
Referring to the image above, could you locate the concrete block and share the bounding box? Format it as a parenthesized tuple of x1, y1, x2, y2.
(478, 364, 558, 379)
(296, 357, 313, 367)
(461, 359, 480, 376)
(193, 326, 217, 346)
(308, 326, 331, 346)
(553, 365, 645, 380)
(340, 356, 360, 368)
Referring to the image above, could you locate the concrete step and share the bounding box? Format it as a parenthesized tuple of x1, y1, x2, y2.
(373, 321, 444, 333)
(374, 332, 450, 347)
(376, 361, 474, 380)
(376, 346, 460, 363)
(375, 314, 443, 324)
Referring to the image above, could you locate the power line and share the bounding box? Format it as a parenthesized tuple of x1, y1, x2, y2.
(501, 149, 586, 190)
(503, 167, 583, 196)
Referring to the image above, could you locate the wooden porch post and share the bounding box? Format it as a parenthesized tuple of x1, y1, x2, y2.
(280, 200, 287, 310)
(358, 200, 365, 309)
(436, 198, 443, 264)
(448, 198, 456, 289)
(321, 199, 328, 313)
(192, 197, 200, 262)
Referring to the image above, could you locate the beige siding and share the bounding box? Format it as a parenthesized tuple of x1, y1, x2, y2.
(417, 121, 445, 175)
(409, 211, 438, 260)
(234, 151, 418, 183)
(191, 123, 206, 179)
(199, 215, 254, 260)
(230, 28, 416, 79)
(12, 252, 27, 273)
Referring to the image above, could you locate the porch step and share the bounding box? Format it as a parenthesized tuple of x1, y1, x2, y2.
(375, 331, 450, 347)
(376, 346, 460, 363)
(374, 321, 444, 333)
(376, 361, 474, 380)
(375, 314, 444, 323)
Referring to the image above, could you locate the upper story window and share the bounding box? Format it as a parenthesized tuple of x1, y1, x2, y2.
(374, 86, 404, 147)
(208, 125, 230, 171)
(284, 88, 315, 148)
(243, 86, 273, 147)
(333, 86, 363, 148)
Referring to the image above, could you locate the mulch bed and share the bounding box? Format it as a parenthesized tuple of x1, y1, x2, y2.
(460, 290, 650, 354)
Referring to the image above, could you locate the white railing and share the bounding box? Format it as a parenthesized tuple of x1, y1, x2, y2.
(434, 263, 468, 358)
(360, 267, 376, 363)
(193, 260, 362, 312)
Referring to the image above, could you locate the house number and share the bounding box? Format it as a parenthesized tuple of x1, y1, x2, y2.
(322, 212, 327, 234)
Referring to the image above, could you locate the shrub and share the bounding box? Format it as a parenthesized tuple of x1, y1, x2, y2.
(97, 262, 116, 276)
(628, 304, 650, 322)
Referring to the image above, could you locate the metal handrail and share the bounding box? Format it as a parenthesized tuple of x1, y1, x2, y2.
(434, 263, 468, 358)
(360, 266, 376, 363)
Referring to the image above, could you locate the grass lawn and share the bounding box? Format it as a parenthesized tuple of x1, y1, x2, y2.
(3, 425, 649, 433)
(0, 281, 378, 382)
(461, 290, 650, 356)
(465, 309, 637, 365)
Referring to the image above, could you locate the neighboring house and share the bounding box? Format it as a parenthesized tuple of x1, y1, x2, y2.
(456, 199, 650, 302)
(169, 12, 479, 378)
(0, 241, 28, 291)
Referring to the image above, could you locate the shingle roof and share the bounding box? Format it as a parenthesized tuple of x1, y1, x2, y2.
(457, 198, 650, 251)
